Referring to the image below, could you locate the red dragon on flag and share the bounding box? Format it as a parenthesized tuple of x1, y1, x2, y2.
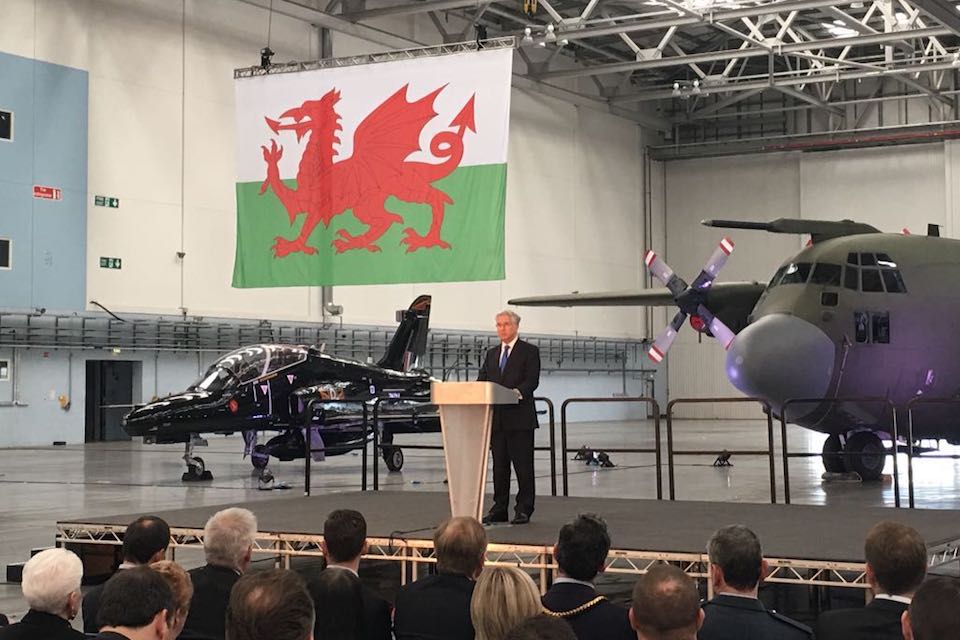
(258, 85, 476, 257)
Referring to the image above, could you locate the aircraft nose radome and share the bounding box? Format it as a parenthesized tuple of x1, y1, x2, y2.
(725, 313, 835, 417)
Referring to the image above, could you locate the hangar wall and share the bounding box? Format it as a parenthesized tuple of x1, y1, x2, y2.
(659, 143, 953, 418)
(0, 1, 652, 446)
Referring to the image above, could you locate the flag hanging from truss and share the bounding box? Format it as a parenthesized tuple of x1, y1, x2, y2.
(232, 45, 513, 288)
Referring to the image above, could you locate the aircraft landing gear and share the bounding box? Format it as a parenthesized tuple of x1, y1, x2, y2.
(821, 431, 885, 481)
(383, 446, 404, 472)
(182, 437, 213, 482)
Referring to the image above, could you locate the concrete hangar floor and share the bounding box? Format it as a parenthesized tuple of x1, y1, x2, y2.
(2, 417, 959, 620)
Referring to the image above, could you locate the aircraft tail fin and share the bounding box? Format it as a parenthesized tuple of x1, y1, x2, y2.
(377, 295, 432, 372)
(702, 218, 880, 243)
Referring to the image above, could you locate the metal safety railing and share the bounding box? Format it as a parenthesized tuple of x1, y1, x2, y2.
(666, 397, 776, 503)
(905, 397, 960, 509)
(559, 397, 662, 499)
(303, 397, 370, 496)
(780, 397, 900, 508)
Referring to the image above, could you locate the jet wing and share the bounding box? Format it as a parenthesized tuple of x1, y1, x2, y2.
(508, 281, 764, 308)
(703, 218, 880, 242)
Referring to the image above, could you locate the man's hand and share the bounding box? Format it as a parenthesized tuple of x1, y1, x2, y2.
(514, 389, 523, 400)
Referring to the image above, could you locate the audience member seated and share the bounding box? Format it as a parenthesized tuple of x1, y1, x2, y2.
(84, 515, 171, 633)
(0, 615, 8, 627)
(541, 514, 634, 640)
(308, 566, 364, 640)
(901, 576, 960, 640)
(93, 566, 175, 640)
(504, 615, 577, 640)
(471, 566, 543, 640)
(225, 569, 314, 640)
(319, 509, 391, 640)
(0, 548, 84, 640)
(698, 524, 812, 640)
(817, 521, 926, 640)
(629, 565, 703, 640)
(394, 516, 488, 640)
(182, 507, 258, 640)
(150, 560, 193, 639)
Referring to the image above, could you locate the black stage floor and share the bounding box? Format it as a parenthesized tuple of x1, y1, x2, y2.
(62, 491, 960, 563)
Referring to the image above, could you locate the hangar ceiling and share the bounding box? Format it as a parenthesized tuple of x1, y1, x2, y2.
(239, 0, 960, 151)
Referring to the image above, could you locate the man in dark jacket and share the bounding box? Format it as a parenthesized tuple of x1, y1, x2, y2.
(698, 525, 812, 640)
(91, 567, 174, 640)
(316, 509, 391, 640)
(817, 521, 926, 640)
(902, 576, 960, 639)
(478, 309, 541, 525)
(393, 516, 487, 639)
(182, 507, 257, 640)
(0, 549, 84, 640)
(542, 514, 634, 640)
(83, 515, 170, 634)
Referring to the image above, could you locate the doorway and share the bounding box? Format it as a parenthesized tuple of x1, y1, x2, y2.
(85, 360, 140, 442)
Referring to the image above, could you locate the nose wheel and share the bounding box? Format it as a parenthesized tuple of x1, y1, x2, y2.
(383, 446, 404, 472)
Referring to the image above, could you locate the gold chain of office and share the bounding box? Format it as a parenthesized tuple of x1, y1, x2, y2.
(542, 596, 607, 618)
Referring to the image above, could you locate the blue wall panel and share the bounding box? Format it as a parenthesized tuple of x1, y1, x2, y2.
(0, 51, 87, 312)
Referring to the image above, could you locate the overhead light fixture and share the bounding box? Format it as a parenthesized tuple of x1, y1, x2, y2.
(544, 23, 557, 42)
(522, 27, 533, 42)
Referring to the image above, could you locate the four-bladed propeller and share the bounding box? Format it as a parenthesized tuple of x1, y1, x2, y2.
(645, 237, 737, 363)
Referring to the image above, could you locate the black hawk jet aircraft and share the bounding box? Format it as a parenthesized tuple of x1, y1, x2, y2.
(510, 219, 957, 481)
(123, 296, 439, 481)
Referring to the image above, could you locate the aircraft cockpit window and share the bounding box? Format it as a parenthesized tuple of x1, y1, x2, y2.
(810, 263, 842, 286)
(767, 265, 788, 289)
(861, 269, 884, 292)
(875, 253, 897, 268)
(193, 366, 237, 393)
(859, 253, 877, 267)
(882, 269, 906, 293)
(844, 265, 859, 290)
(262, 346, 308, 377)
(779, 262, 811, 285)
(846, 253, 859, 265)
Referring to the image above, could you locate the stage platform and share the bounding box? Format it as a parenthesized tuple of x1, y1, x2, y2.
(57, 492, 960, 593)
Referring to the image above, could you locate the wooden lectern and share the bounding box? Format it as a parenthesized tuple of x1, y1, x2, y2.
(431, 381, 519, 520)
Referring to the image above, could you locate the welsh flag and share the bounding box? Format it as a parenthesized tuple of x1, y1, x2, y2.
(232, 48, 512, 287)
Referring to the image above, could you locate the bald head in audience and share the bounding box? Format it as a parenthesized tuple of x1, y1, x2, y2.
(629, 565, 703, 640)
(434, 516, 488, 579)
(226, 569, 314, 640)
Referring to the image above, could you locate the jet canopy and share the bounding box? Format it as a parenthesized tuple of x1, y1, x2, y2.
(192, 344, 308, 392)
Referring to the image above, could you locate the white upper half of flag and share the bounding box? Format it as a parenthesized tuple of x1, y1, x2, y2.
(235, 48, 513, 183)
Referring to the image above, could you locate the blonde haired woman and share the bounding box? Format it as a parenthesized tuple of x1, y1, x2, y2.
(471, 566, 543, 640)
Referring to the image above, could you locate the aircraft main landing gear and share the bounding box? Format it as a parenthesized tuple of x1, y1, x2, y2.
(182, 437, 213, 482)
(821, 432, 885, 481)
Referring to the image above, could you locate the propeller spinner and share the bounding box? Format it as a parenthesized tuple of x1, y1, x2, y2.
(645, 237, 737, 363)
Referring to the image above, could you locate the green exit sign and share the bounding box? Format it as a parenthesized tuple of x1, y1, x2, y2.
(94, 195, 120, 208)
(99, 257, 122, 270)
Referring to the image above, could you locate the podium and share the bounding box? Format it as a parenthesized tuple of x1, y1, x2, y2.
(431, 381, 519, 520)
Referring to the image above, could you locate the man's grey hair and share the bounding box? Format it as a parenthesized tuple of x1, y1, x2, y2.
(707, 524, 763, 591)
(203, 507, 258, 569)
(21, 548, 83, 615)
(496, 310, 521, 324)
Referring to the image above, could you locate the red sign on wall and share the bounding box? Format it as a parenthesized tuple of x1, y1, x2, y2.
(33, 185, 62, 200)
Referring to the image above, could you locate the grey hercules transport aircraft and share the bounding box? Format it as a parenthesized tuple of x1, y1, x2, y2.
(509, 218, 956, 481)
(123, 296, 439, 482)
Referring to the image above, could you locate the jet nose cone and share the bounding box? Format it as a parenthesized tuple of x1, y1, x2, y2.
(725, 314, 835, 416)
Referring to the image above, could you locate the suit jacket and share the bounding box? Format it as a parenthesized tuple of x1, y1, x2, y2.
(477, 339, 540, 431)
(360, 582, 392, 640)
(0, 610, 84, 640)
(698, 594, 813, 640)
(393, 572, 475, 640)
(541, 582, 634, 640)
(181, 564, 241, 640)
(816, 597, 908, 640)
(91, 633, 132, 640)
(82, 581, 107, 633)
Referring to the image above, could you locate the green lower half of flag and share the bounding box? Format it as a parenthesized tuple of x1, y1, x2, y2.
(232, 164, 506, 288)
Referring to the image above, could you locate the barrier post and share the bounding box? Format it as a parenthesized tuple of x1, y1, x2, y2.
(534, 397, 558, 497)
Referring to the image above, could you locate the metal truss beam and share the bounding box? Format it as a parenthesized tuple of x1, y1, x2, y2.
(909, 0, 960, 37)
(345, 0, 489, 21)
(773, 85, 845, 117)
(537, 26, 951, 80)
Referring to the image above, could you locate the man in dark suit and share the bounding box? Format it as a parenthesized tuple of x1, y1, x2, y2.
(226, 570, 314, 640)
(902, 576, 960, 639)
(698, 525, 812, 640)
(478, 309, 541, 525)
(630, 565, 703, 640)
(393, 516, 487, 639)
(83, 515, 170, 634)
(91, 567, 175, 640)
(182, 507, 258, 640)
(317, 509, 391, 640)
(0, 549, 84, 640)
(542, 514, 634, 640)
(818, 521, 927, 640)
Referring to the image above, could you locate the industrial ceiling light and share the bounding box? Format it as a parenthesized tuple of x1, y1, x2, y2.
(522, 27, 533, 42)
(544, 23, 557, 42)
